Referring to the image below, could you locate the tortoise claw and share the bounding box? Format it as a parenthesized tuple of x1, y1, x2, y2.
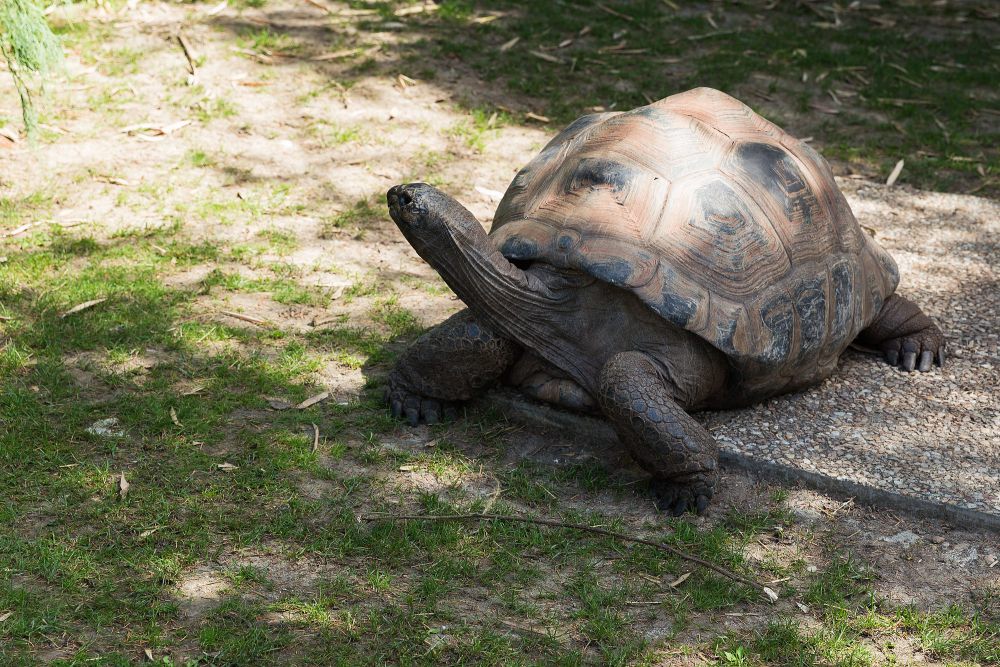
(937, 345, 945, 367)
(651, 478, 714, 516)
(885, 349, 899, 366)
(695, 494, 710, 514)
(421, 399, 441, 425)
(385, 377, 459, 426)
(918, 350, 933, 372)
(902, 351, 917, 372)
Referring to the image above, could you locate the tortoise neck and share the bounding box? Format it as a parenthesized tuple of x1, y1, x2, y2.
(417, 206, 557, 338)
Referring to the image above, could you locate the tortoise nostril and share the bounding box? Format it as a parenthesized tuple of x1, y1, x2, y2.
(397, 190, 413, 207)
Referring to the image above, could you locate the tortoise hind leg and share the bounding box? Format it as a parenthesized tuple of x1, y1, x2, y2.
(856, 294, 944, 372)
(598, 351, 719, 516)
(507, 352, 599, 413)
(388, 309, 520, 425)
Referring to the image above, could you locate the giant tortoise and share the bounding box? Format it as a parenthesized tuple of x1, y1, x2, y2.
(384, 87, 944, 515)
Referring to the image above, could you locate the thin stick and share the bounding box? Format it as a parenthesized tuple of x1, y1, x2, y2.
(220, 310, 269, 326)
(362, 512, 767, 596)
(303, 0, 334, 14)
(177, 33, 198, 76)
(311, 423, 320, 453)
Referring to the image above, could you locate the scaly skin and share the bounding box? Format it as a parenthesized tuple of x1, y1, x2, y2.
(387, 309, 520, 425)
(598, 351, 719, 516)
(857, 294, 945, 372)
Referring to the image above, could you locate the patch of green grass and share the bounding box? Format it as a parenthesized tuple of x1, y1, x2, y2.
(238, 27, 299, 55)
(186, 149, 216, 168)
(394, 0, 996, 194)
(199, 268, 330, 307)
(193, 95, 237, 122)
(448, 106, 511, 152)
(305, 118, 366, 147)
(319, 198, 382, 239)
(225, 564, 272, 589)
(0, 190, 53, 229)
(255, 227, 299, 253)
(98, 46, 143, 77)
(804, 556, 872, 608)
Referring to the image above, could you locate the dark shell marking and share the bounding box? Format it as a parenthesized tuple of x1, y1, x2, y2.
(490, 88, 899, 396)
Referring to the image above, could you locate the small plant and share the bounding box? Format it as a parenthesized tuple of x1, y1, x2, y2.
(0, 0, 62, 135)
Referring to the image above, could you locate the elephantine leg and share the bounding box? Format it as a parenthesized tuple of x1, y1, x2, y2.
(856, 294, 945, 372)
(387, 309, 520, 425)
(598, 351, 719, 516)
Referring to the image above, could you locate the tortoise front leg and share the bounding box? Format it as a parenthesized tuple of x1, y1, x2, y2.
(388, 309, 521, 425)
(598, 351, 719, 516)
(856, 294, 945, 372)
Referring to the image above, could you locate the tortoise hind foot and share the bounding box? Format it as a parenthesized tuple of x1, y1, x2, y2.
(857, 295, 944, 372)
(387, 309, 520, 426)
(598, 351, 720, 517)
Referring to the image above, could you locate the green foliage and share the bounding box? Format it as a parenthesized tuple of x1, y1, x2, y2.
(0, 0, 61, 135)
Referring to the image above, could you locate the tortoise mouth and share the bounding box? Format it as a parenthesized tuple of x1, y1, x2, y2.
(387, 183, 429, 228)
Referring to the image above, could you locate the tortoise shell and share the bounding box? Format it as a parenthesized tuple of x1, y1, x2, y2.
(490, 88, 899, 394)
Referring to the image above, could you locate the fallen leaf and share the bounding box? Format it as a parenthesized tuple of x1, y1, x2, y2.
(217, 462, 239, 471)
(763, 586, 779, 603)
(395, 2, 437, 16)
(886, 159, 905, 187)
(529, 50, 562, 63)
(139, 527, 160, 538)
(61, 298, 107, 318)
(0, 611, 12, 622)
(170, 407, 182, 427)
(525, 112, 550, 123)
(118, 472, 130, 499)
(475, 185, 504, 201)
(144, 648, 154, 660)
(668, 572, 691, 588)
(796, 601, 810, 613)
(296, 391, 329, 409)
(395, 73, 418, 89)
(311, 423, 320, 453)
(499, 36, 520, 52)
(310, 48, 358, 61)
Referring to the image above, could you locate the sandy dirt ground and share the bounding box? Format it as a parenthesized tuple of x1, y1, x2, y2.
(1, 0, 997, 662)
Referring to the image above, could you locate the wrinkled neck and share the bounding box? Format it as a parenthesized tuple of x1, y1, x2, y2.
(414, 211, 556, 339)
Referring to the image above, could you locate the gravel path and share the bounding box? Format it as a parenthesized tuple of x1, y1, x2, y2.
(492, 179, 1000, 529)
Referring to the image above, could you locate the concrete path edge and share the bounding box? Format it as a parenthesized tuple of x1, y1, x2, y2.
(479, 390, 1000, 533)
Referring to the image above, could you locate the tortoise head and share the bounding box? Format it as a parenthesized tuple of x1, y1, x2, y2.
(386, 183, 468, 253)
(386, 182, 557, 336)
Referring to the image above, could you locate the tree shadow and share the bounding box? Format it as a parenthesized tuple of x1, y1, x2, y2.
(207, 0, 997, 194)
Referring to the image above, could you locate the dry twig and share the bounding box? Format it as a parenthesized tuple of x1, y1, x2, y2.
(177, 33, 198, 76)
(362, 512, 770, 598)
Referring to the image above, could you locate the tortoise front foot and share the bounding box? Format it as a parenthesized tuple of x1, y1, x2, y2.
(385, 309, 520, 426)
(385, 379, 459, 426)
(650, 475, 714, 517)
(599, 351, 720, 517)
